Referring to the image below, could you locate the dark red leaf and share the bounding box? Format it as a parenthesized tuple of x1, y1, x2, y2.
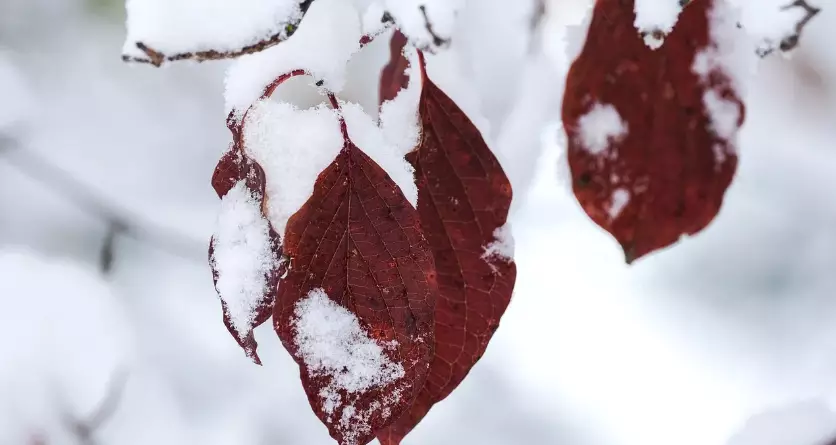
(209, 139, 285, 365)
(379, 30, 410, 107)
(562, 0, 745, 263)
(273, 128, 437, 445)
(377, 54, 517, 445)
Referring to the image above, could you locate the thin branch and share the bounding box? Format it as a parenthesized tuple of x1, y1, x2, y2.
(0, 135, 205, 263)
(122, 0, 315, 67)
(757, 0, 821, 57)
(418, 5, 451, 49)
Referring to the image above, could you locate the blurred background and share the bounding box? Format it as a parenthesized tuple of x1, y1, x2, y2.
(2, 0, 836, 444)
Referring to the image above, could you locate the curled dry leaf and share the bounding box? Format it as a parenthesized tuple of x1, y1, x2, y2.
(377, 50, 517, 445)
(273, 105, 437, 445)
(209, 147, 285, 365)
(562, 0, 745, 263)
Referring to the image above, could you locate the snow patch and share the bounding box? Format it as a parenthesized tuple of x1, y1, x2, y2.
(292, 288, 405, 443)
(341, 101, 418, 207)
(633, 0, 683, 49)
(378, 49, 423, 157)
(483, 224, 515, 264)
(223, 0, 362, 114)
(123, 0, 302, 60)
(576, 103, 628, 155)
(383, 0, 463, 49)
(212, 180, 278, 338)
(243, 101, 344, 236)
(608, 188, 630, 220)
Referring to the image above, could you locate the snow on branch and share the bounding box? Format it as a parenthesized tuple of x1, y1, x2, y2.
(122, 0, 315, 67)
(756, 0, 821, 57)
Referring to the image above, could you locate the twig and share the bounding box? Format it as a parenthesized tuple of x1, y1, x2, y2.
(757, 0, 821, 57)
(122, 0, 315, 66)
(418, 5, 451, 48)
(0, 135, 205, 263)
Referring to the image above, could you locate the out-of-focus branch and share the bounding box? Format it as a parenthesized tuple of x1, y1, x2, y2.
(0, 135, 205, 264)
(122, 0, 315, 66)
(59, 368, 129, 445)
(757, 0, 821, 57)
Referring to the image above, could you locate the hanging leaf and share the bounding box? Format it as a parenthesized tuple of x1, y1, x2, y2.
(377, 53, 517, 445)
(209, 147, 285, 365)
(273, 118, 437, 445)
(562, 0, 745, 263)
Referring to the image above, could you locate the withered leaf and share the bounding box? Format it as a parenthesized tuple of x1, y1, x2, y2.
(377, 54, 517, 445)
(273, 130, 437, 445)
(562, 0, 745, 263)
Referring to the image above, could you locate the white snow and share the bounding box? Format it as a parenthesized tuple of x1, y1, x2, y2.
(378, 48, 423, 157)
(223, 0, 362, 115)
(292, 288, 405, 443)
(693, 0, 752, 156)
(211, 180, 277, 338)
(703, 89, 742, 142)
(483, 224, 516, 263)
(726, 400, 836, 445)
(383, 0, 464, 49)
(576, 102, 628, 155)
(633, 0, 683, 49)
(734, 0, 813, 56)
(243, 100, 344, 236)
(608, 188, 630, 219)
(123, 0, 302, 60)
(341, 101, 418, 207)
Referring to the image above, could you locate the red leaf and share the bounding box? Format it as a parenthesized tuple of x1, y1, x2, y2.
(379, 30, 410, 107)
(273, 121, 437, 445)
(562, 0, 745, 263)
(377, 54, 517, 445)
(209, 142, 285, 365)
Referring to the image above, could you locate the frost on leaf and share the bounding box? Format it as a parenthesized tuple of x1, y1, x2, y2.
(122, 0, 315, 66)
(377, 55, 517, 445)
(273, 121, 437, 445)
(209, 149, 285, 365)
(562, 0, 745, 263)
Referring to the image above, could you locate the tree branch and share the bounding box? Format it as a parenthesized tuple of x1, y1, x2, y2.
(122, 0, 315, 67)
(757, 0, 821, 57)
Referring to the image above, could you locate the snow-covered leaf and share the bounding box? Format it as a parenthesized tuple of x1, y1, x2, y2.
(562, 0, 745, 263)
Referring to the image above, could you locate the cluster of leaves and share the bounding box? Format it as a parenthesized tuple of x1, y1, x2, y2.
(210, 25, 514, 445)
(124, 0, 821, 443)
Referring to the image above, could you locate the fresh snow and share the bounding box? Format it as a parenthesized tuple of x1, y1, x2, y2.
(378, 48, 423, 157)
(211, 180, 277, 338)
(608, 188, 630, 219)
(243, 101, 344, 236)
(576, 102, 628, 155)
(341, 101, 419, 207)
(292, 288, 405, 443)
(224, 0, 362, 115)
(483, 224, 516, 264)
(633, 0, 683, 49)
(383, 0, 463, 49)
(123, 0, 302, 60)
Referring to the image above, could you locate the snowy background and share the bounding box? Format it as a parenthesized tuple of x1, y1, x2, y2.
(2, 0, 836, 444)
